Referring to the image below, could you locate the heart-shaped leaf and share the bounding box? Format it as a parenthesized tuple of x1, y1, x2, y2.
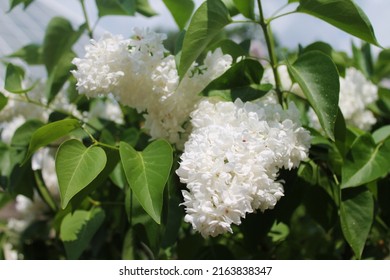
(56, 139, 107, 208)
(120, 140, 173, 224)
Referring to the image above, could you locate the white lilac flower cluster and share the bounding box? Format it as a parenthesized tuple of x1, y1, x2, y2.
(176, 97, 311, 237)
(308, 67, 378, 131)
(71, 28, 232, 145)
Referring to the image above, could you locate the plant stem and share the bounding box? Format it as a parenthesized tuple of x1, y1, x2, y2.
(79, 0, 93, 39)
(269, 11, 297, 23)
(257, 0, 283, 104)
(8, 94, 99, 131)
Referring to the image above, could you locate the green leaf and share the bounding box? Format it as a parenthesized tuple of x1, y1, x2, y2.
(56, 139, 107, 209)
(4, 120, 43, 198)
(95, 0, 136, 17)
(297, 0, 380, 46)
(352, 42, 373, 78)
(70, 148, 120, 210)
(302, 41, 333, 56)
(206, 69, 272, 100)
(377, 87, 390, 117)
(341, 133, 390, 188)
(119, 140, 173, 224)
(8, 0, 34, 11)
(207, 84, 271, 102)
(11, 120, 44, 159)
(60, 208, 105, 259)
(45, 51, 75, 102)
(210, 39, 248, 61)
(288, 51, 339, 141)
(7, 44, 43, 65)
(34, 170, 57, 211)
(43, 17, 80, 73)
(43, 18, 85, 101)
(340, 187, 374, 259)
(372, 125, 390, 144)
(205, 58, 264, 91)
(4, 63, 30, 94)
(221, 0, 239, 16)
(122, 228, 136, 259)
(233, 0, 255, 19)
(23, 119, 81, 164)
(135, 0, 157, 17)
(163, 0, 194, 30)
(178, 0, 232, 78)
(0, 92, 8, 112)
(374, 49, 390, 82)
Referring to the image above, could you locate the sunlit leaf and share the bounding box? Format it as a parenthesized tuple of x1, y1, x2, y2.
(23, 119, 81, 164)
(372, 125, 390, 144)
(120, 140, 173, 224)
(288, 51, 339, 141)
(163, 0, 194, 30)
(297, 0, 380, 46)
(56, 139, 107, 208)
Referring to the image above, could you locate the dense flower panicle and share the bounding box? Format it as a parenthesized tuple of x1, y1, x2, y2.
(308, 67, 378, 131)
(72, 30, 233, 145)
(71, 33, 130, 96)
(176, 98, 311, 237)
(144, 49, 233, 146)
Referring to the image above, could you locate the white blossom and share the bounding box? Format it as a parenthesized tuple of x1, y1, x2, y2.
(144, 49, 233, 146)
(176, 98, 311, 237)
(71, 29, 166, 110)
(72, 30, 233, 146)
